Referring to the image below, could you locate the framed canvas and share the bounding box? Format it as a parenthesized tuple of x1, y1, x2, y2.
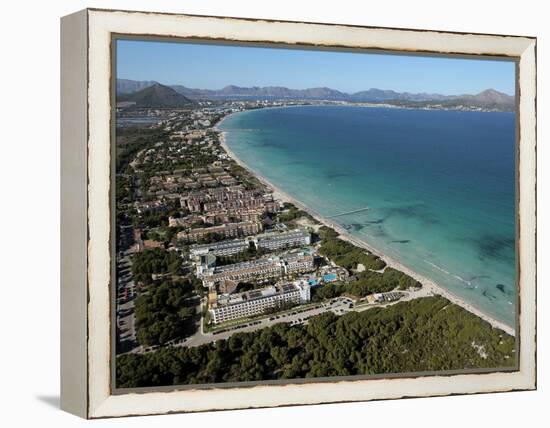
(60, 8, 537, 419)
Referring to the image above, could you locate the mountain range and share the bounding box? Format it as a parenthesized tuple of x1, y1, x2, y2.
(117, 79, 515, 111)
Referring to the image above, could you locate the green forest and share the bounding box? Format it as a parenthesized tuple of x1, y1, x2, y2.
(117, 296, 516, 388)
(131, 247, 183, 284)
(312, 267, 421, 301)
(317, 226, 386, 271)
(134, 278, 198, 346)
(129, 248, 202, 346)
(312, 226, 421, 300)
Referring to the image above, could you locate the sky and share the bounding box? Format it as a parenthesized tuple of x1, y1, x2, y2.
(116, 39, 516, 96)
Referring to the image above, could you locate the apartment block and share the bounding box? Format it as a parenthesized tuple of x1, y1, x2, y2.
(254, 229, 311, 251)
(189, 239, 249, 258)
(177, 221, 262, 243)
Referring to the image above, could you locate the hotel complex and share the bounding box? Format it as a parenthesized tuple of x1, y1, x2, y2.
(209, 282, 311, 324)
(188, 228, 311, 258)
(190, 238, 249, 258)
(186, 226, 317, 323)
(254, 229, 311, 251)
(200, 252, 315, 286)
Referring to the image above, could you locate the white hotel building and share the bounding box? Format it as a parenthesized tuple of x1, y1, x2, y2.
(210, 282, 311, 324)
(189, 229, 311, 259)
(189, 239, 249, 258)
(253, 229, 311, 251)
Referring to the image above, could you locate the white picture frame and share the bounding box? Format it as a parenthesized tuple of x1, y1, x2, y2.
(60, 8, 537, 419)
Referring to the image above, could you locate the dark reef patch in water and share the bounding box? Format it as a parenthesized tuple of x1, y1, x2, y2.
(495, 283, 514, 296)
(462, 234, 515, 262)
(482, 290, 497, 300)
(252, 138, 283, 149)
(284, 160, 307, 166)
(370, 226, 389, 238)
(363, 218, 385, 225)
(469, 274, 491, 281)
(325, 171, 355, 180)
(382, 203, 440, 226)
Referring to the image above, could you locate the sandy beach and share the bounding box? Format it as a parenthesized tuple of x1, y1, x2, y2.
(215, 115, 515, 337)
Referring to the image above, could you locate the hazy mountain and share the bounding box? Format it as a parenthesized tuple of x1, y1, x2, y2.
(116, 79, 514, 110)
(166, 84, 453, 102)
(117, 79, 159, 94)
(170, 85, 214, 98)
(167, 85, 348, 100)
(351, 89, 448, 102)
(446, 89, 515, 110)
(118, 83, 195, 108)
(300, 87, 348, 99)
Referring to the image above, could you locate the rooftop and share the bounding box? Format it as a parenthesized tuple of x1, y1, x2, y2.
(256, 229, 310, 242)
(215, 283, 307, 308)
(190, 239, 248, 252)
(217, 285, 278, 306)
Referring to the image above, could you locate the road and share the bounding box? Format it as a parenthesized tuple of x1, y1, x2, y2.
(134, 287, 428, 353)
(178, 296, 359, 348)
(173, 287, 433, 350)
(116, 249, 138, 353)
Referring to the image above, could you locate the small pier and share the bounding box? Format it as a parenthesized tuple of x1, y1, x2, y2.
(326, 206, 370, 219)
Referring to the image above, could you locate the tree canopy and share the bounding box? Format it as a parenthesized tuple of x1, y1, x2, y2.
(117, 296, 515, 388)
(131, 247, 182, 284)
(317, 226, 386, 271)
(134, 277, 197, 347)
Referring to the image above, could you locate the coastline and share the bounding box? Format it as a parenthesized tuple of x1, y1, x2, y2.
(215, 113, 515, 337)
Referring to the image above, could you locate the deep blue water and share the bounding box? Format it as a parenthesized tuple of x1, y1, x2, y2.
(219, 106, 516, 327)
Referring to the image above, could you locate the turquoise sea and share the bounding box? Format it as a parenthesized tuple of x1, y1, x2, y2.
(219, 106, 516, 328)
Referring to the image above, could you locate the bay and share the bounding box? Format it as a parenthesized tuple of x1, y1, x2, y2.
(219, 105, 516, 327)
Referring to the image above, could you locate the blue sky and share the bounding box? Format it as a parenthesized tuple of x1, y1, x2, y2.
(117, 39, 515, 96)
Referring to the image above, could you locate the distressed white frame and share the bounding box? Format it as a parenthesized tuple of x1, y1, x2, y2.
(61, 8, 537, 419)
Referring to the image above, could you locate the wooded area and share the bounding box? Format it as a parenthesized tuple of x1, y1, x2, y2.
(117, 296, 515, 388)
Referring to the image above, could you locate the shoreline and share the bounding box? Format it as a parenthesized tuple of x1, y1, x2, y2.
(215, 112, 515, 337)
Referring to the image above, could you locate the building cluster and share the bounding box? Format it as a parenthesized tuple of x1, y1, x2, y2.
(188, 228, 315, 325)
(134, 199, 167, 214)
(159, 107, 225, 134)
(173, 186, 281, 243)
(199, 251, 315, 286)
(178, 220, 263, 243)
(119, 106, 325, 327)
(128, 108, 283, 249)
(144, 161, 240, 197)
(180, 186, 278, 214)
